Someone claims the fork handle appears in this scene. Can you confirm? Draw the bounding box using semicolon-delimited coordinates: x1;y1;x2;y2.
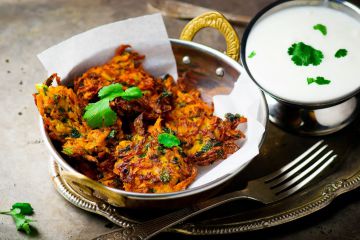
93;188;255;240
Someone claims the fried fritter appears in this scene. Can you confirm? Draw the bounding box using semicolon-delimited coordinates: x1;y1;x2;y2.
164;76;246;166
34;74;87;143
34;75;123;163
114;118;197;193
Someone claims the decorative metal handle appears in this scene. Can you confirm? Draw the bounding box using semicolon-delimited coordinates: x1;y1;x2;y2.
180;11;240;61
61;171;126;207
92;189;254;240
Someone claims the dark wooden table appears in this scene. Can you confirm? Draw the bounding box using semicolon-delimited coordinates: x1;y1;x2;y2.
0;0;359;239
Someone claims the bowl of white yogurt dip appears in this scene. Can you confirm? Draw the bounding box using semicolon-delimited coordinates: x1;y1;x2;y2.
241;0;360;135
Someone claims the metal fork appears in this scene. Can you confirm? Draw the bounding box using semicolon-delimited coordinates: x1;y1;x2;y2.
93;140;336;240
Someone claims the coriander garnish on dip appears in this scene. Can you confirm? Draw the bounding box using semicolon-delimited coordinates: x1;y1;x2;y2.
244;5;359;104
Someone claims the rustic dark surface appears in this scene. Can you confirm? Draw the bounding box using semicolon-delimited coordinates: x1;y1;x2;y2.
0;0;359;239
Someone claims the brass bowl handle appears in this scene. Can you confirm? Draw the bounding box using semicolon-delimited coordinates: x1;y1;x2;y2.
61;171;126;207
180;11;240;61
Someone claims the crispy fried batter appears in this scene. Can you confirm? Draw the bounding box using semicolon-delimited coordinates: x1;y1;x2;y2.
33;74;87;142
114;118;197;193
34;45;246;193
165;76;247;166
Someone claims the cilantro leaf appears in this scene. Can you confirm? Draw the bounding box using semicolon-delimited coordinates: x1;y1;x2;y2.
83;99;117;128
83;83;143;128
248;51;256;58
118;87;143;101
0;203;35;235
288;42;324;66
307;76;331;85
11;203;33;215
158;133;180;148
313;24;327;36
98;83;124;100
335;49;348;58
12;212;34;235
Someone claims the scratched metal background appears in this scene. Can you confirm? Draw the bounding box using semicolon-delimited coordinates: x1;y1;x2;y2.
0;0;359;239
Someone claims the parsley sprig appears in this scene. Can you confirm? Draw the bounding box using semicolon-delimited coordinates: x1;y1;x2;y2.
307;76;331;85
313;24;327;36
158;133;180;148
248;51;256;58
335;49;348;58
288;42;324;66
83;83;143;128
0;203;35;235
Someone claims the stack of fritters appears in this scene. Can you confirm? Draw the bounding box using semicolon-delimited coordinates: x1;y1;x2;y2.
34;45;246;193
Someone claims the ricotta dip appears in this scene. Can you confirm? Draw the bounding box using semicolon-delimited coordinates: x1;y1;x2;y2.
245;6;360;104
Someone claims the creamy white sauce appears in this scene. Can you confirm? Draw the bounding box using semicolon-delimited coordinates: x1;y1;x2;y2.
246;6;360;104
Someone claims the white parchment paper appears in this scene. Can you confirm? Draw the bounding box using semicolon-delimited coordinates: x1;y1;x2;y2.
37;14;265;189
189;72;265;188
38;13;178;81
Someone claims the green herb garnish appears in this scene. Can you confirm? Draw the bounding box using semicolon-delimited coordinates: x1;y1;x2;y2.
200;142;213;153
70;128;81;138
118;145;131;154
335;49;348;58
160;170;171;183
0;202;35;235
107;130;116;139
248;51;256;58
288;42;324;66
313;24;327;36
62;147;73;155
225;113;241;122
307;76;331;85
158;133;180;148
53;94;59;103
157;145;166;154
118;87;143;101
83;83;143;128
195;139;222;157
11;203;34;215
159;91;172;99
35;83;48;96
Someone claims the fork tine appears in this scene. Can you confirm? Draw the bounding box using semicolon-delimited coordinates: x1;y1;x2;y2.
263;140;324;182
275;154;337;199
273;150;333;192
267;145;329;187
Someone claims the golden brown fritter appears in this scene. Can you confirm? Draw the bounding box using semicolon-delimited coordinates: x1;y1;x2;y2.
164;76;247;166
34;74;121;164
34;45;246;193
75;45;157;107
33;74;88;143
62;128;111;163
113;118;197;193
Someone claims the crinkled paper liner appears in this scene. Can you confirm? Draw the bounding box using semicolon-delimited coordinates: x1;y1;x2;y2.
37;13;265;189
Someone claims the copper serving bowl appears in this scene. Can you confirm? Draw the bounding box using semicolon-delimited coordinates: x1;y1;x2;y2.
40;12;268;208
